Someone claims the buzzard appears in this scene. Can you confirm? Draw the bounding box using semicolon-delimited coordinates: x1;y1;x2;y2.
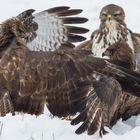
1;6;140;136
78;4;140;71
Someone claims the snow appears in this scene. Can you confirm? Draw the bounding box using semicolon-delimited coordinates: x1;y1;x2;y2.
0;0;140;140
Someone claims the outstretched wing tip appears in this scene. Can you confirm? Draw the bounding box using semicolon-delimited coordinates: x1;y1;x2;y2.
46;6;70;13
17;9;35;19
46;6;84;16
62;17;88;24
27;6;89;51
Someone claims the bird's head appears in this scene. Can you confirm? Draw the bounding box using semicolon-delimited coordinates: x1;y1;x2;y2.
1;9;38;45
99;4;125;30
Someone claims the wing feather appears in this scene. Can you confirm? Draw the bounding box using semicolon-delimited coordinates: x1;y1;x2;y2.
72;76;122;136
45;6;70;13
65;26;89;34
0;87;15;116
24;7;89;51
57;9;83;16
2;38;140;137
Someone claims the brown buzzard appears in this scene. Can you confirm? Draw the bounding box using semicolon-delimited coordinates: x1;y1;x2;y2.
78;4;140;71
1;6;140;137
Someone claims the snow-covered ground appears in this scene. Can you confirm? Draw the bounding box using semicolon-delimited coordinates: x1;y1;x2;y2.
0;0;140;140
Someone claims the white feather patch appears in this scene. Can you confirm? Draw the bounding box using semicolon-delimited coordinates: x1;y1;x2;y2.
27;12;68;52
91;20;135;60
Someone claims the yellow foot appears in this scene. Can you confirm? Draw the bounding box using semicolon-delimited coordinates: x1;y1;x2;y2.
61;115;73;121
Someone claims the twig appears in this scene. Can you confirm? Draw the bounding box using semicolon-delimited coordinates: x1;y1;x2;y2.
52;133;55;140
0;122;3;137
42;132;43;140
30;136;35;140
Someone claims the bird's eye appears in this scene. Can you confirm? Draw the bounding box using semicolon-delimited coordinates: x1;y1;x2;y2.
114;13;122;18
102;13;107;17
113;14;118;17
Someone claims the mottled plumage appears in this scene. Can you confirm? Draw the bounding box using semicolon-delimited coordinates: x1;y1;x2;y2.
78;4;140;71
100;39;140;132
102;41;134;70
2;35;140;136
76;4;140;136
1;7;140;137
0;6;89;52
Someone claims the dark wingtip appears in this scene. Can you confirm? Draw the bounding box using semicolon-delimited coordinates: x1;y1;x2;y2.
68;34;87;42
62;17;88;24
75;123;87;134
127;92;140;97
57;9;83;16
46;6;70;13
17;9;35;19
71;110;86;125
66;26;89;34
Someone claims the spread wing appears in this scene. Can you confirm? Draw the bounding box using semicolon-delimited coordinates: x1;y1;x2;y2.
76;29;100;50
17;6;89;51
71;76;122;136
80;57;140;96
100;60;140;96
0;39;96;117
0;87;15;116
68;67;140;136
2;39;140;117
18;49;95;117
16;47;140;118
1;39;140;137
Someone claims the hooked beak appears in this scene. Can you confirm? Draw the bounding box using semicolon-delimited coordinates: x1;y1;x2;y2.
107;14;112;21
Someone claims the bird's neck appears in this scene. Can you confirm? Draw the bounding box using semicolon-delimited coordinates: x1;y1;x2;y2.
91;21;132;58
100;20;128;44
